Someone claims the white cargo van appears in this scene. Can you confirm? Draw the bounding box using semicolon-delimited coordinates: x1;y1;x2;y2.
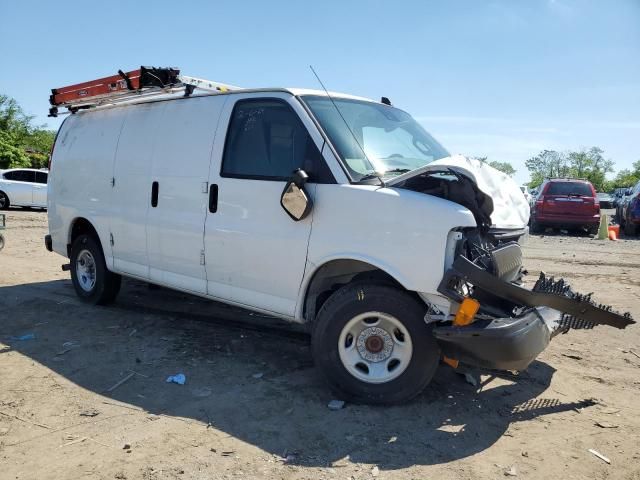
45;69;634;403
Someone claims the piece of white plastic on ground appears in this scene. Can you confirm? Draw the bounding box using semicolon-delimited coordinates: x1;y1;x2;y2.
588;449;611;464
504;465;518;476
252;373;264;379
327;399;345;410
371;465;380;477
166;373;186;385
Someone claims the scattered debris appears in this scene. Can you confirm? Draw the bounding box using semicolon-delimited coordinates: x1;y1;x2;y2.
504;465;518;477
79;408;100;417
371;465;380;477
327;399;345;410
10;333;35;341
62;436;88;447
129;329;137;337
106;372;136;392
0;410;51;429
588;448;611;464
251;373;264;379
166;373;186;385
562;353;582;360
594;421;618;429
504;465;518;476
221;451;235;456
600;407;621;415
629;350;640;360
521;451;529;457
388;436;398;443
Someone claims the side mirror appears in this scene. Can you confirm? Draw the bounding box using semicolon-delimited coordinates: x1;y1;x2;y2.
280;169;312;221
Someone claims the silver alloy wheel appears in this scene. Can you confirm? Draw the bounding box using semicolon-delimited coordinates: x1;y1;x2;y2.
76;249;97;292
338;311;413;384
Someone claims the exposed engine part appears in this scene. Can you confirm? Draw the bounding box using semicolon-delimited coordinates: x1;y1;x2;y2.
393;169;494;231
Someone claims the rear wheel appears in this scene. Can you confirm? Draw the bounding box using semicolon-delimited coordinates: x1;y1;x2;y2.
312;283;440;404
70;234;121;305
624;219;638;236
0;192;9;210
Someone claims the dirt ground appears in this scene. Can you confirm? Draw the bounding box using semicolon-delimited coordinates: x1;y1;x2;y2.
1;209;639;480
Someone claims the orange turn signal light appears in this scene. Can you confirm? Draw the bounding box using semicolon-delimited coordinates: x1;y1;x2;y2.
453;298;480;326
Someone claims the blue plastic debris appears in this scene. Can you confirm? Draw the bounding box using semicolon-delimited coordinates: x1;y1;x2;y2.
11;333;35;341
166;373;186;385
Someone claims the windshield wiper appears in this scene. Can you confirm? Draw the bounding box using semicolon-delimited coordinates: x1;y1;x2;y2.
384;168;411;175
357;171;386;186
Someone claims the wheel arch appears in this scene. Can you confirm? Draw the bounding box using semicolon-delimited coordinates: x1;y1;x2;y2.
298;256;422;325
68;217;103;257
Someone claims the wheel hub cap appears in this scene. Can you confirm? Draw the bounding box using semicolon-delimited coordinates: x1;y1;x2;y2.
357;327;393;362
76;249;96;292
338;312;413;384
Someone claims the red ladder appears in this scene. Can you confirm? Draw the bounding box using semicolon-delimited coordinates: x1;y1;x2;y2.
49;66;239;117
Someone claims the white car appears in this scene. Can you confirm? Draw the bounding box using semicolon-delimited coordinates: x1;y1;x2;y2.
45;80;634;403
0;168;48;209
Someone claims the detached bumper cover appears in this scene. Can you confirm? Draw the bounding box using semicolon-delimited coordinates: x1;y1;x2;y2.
432;248;634;371
433;307;560;371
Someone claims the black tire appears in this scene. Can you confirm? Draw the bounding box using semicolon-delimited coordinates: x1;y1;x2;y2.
587;225;598;236
312;283;440;405
0;233;4;251
530;218;543;234
70;234;121;305
0;191;9;210
624;219;638;236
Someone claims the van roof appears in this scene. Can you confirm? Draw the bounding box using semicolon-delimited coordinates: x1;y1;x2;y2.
71;87;378;115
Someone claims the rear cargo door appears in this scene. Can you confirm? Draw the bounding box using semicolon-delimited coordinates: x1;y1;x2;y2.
145;96;226;294
542;182;595;216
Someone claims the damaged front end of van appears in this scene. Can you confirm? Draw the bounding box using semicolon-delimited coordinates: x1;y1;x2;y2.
390;157;635;373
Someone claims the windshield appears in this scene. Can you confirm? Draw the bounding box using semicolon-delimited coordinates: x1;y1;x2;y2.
301;95;449;181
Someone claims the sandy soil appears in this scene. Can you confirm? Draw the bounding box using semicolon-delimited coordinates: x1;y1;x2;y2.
1;209;639;480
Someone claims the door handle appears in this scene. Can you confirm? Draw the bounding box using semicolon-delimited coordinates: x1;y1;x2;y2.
209;184;218;213
151;181;159;207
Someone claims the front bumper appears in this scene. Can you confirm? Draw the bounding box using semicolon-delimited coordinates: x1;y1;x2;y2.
433;307;560;371
431;244;634;372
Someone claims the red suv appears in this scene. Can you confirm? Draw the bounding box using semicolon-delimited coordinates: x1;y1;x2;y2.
530;179;600;234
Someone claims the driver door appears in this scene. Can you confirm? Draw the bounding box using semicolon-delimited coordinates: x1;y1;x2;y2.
203;93;333;317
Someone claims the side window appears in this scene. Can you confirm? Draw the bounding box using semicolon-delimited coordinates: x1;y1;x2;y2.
36;172;48;184
11;170;35;182
2;171;14;180
221;99;334;183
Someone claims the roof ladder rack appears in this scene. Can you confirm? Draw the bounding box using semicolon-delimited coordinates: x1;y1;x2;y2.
49;66;241;117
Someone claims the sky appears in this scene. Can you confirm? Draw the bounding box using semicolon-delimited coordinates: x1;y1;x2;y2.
1;0;638;184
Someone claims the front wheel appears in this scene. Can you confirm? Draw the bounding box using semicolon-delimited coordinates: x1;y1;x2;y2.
0;192;10;210
312;283;440;404
70;234;121;305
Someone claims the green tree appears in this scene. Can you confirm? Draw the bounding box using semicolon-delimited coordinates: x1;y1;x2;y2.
474;157;516;177
525;150;570;187
611;160;640;188
487;160;516;177
525;147;615;191
0;94;55;169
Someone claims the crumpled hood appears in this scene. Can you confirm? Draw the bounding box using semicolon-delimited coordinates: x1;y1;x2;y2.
386;155;530;229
